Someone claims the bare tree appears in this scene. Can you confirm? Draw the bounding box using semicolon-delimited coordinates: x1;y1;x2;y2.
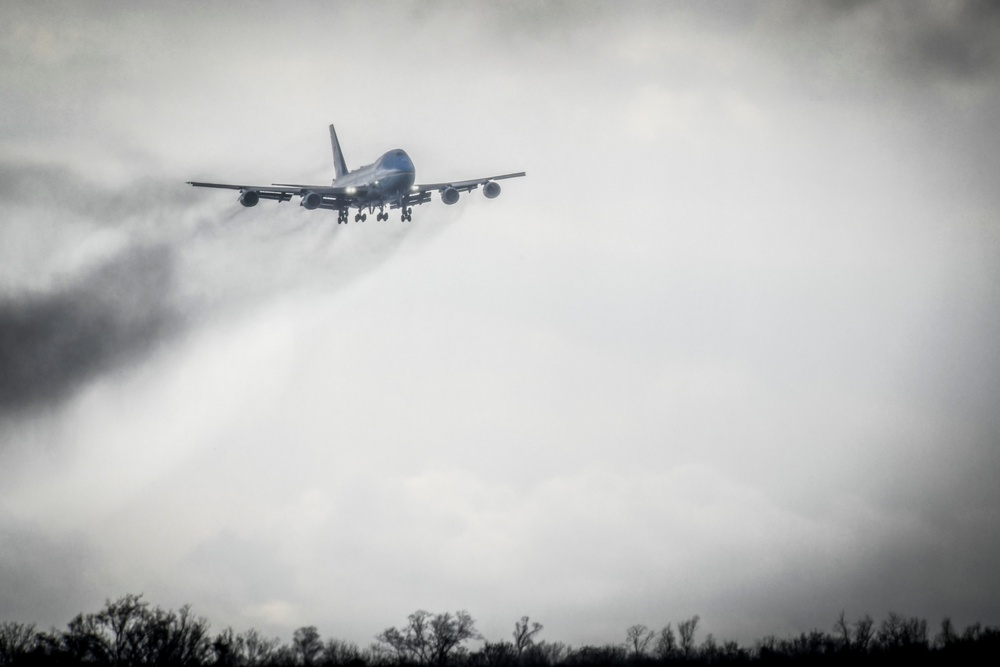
376;627;411;663
833;611;851;650
877;612;904;649
962;622;983;642
853;614;875;652
377;610;480;666
653;624;676;660
937;617;959;647
322;638;363;666
0;622;38;666
211;627;241;667
294;626;324;666
98;593;149;666
479;641;517;667
721;639;746;661
146;604;211;666
699;634;718;661
61;594;148;665
429;611;480;666
512;617;543;657
677;616;699;658
624;625;654;658
876;612;927;650
245;628;281;666
59;595;210;666
567;645;626;666
534;641;569;664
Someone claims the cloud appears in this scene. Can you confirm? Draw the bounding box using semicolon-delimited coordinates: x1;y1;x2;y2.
0;243;181;415
0;517;102;626
854;0;1000;80
769;0;1000;90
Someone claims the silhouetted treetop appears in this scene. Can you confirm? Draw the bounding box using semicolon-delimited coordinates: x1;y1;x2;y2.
1;595;998;666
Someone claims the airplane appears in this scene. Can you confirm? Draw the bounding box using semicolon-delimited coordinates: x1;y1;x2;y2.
188;125;525;224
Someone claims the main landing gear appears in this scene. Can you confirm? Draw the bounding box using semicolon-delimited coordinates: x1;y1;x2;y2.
338;206;412;223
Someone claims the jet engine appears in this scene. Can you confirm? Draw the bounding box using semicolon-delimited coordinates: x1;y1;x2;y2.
300;192;322;210
239;190;260;207
441;187;460;205
483;181;501;199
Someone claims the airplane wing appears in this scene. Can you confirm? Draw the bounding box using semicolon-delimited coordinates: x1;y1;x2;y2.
189;171;525;212
410;172;526;195
187;181;364;210
188;181;296;202
395;171;525;209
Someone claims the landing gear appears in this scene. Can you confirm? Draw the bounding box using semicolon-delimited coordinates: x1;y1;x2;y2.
339;206;410;223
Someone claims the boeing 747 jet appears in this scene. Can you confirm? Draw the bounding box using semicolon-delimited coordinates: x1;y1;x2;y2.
188;125;525;223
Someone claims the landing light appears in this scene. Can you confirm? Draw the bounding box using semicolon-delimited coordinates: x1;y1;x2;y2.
346;186;356;194
411;185;419;192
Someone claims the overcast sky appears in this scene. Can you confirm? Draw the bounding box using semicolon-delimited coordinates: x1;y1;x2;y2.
2;0;999;650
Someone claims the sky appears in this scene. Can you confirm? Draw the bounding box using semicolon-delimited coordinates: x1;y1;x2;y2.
2;0;1000;650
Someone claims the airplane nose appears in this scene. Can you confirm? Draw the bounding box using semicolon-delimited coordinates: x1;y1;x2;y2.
397;151;414;171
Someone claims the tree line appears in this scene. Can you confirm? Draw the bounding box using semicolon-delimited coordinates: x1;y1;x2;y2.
1;594;998;666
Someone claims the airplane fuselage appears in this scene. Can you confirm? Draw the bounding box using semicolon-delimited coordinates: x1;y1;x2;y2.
333;149;416;205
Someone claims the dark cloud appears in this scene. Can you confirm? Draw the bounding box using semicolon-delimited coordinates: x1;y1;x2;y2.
0;244;182;414
910;0;1000;79
804;0;1000;82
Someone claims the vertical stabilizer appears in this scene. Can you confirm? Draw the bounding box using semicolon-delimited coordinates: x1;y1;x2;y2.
329;124;348;180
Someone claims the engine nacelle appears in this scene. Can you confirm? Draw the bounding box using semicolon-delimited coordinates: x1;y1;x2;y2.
483;181;501;199
239;190;260;207
300;192;322;210
441;187;460;205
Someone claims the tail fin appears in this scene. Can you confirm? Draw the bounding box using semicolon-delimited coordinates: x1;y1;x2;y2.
329;124;348;180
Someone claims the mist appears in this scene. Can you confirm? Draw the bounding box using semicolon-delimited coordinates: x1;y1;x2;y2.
2;0;999;649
